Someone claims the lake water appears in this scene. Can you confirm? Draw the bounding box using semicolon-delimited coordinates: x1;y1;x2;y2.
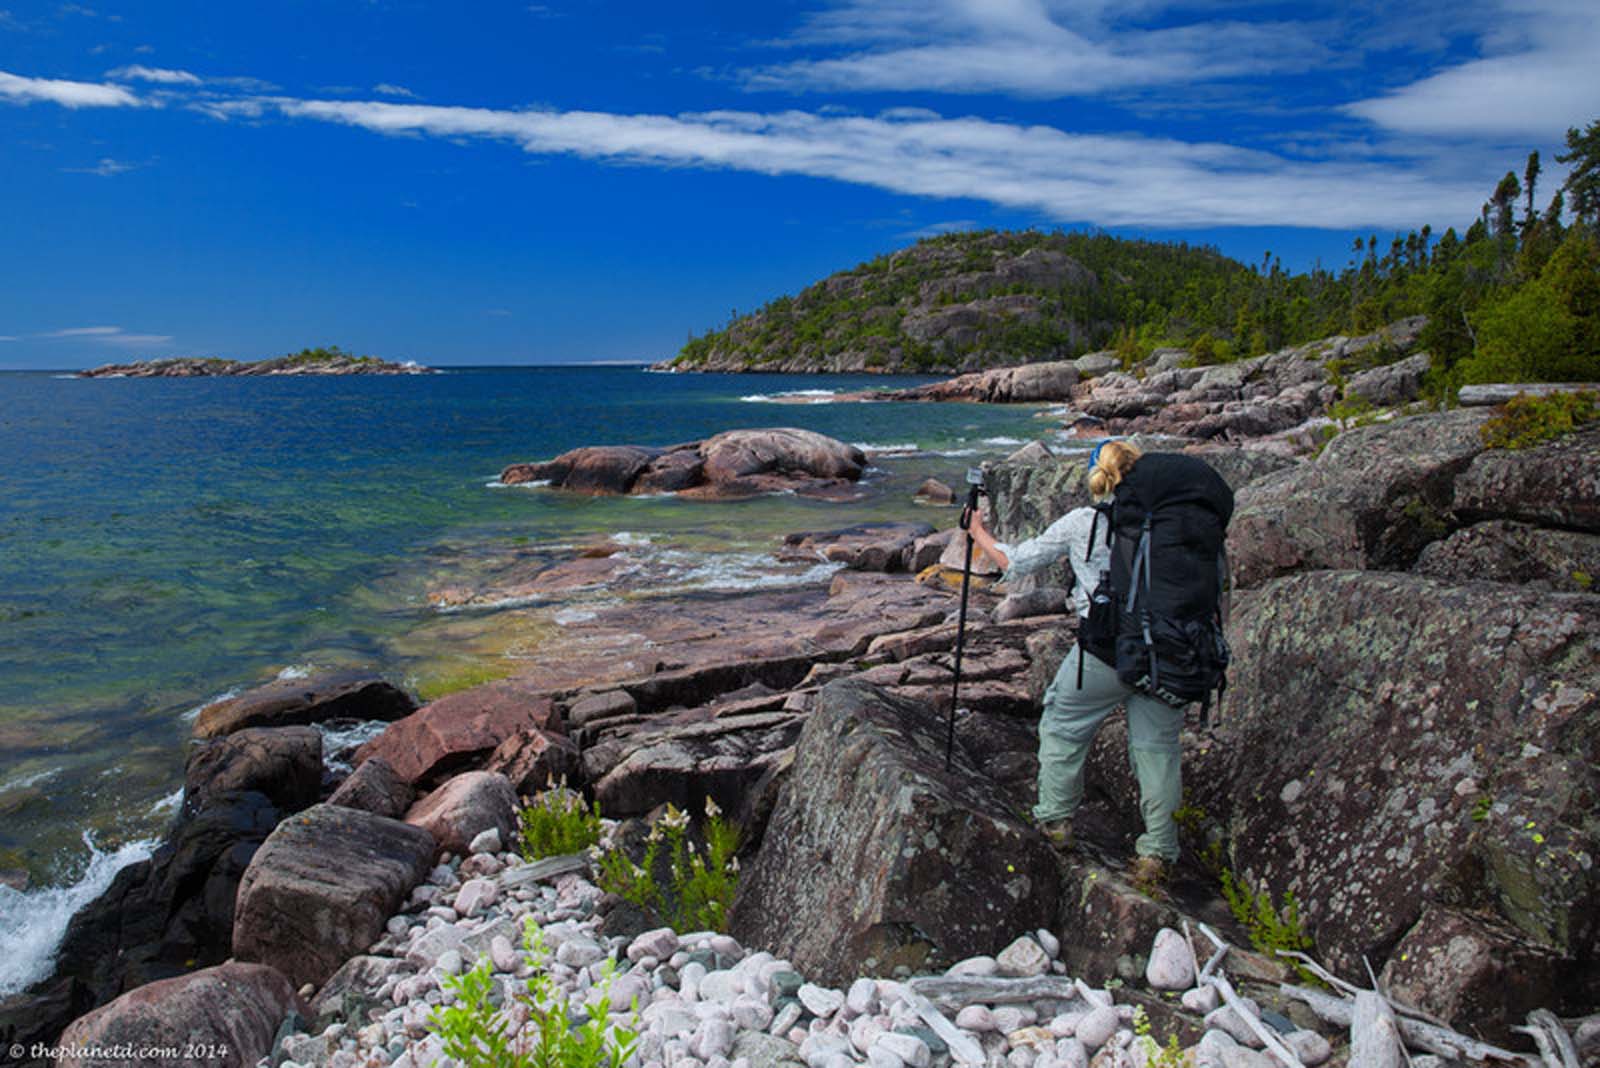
0;364;1060;991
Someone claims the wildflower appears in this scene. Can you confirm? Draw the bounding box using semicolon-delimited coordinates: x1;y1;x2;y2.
704;796;722;818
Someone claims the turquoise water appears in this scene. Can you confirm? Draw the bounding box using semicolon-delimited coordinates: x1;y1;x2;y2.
0;365;1054;891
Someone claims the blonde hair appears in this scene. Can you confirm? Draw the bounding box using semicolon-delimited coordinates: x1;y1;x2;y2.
1088;440;1141;500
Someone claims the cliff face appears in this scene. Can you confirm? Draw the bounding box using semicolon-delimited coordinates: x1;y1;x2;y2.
662;231;1120;375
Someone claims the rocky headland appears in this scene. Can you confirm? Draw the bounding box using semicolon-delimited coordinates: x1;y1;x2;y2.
5;334;1598;1068
77;351;430;377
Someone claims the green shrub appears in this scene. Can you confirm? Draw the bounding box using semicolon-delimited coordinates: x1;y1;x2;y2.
597;798;741;932
1220;870;1316;976
518;784;604;861
430;920;638;1068
1480;391;1598;449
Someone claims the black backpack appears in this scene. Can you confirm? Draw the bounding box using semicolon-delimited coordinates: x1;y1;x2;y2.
1077;452;1234;719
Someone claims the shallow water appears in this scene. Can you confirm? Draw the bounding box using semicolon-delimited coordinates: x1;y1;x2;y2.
0;366;1059;916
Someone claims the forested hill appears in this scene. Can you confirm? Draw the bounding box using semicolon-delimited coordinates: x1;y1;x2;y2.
660;121;1600;385
664;230;1267;374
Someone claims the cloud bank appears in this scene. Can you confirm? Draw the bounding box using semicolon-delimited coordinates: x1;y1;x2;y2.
268;97;1485;229
0;69;139;107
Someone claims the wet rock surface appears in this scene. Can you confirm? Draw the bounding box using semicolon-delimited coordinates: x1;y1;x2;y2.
191;670;415;739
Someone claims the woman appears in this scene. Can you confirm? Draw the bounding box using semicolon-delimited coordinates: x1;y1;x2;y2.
965;440;1180;891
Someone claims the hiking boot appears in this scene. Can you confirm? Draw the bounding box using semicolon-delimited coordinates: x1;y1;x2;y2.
1038;819;1073;854
1129;854;1170;896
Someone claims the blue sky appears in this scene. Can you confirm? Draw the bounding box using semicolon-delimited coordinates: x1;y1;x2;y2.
2;1;1597;369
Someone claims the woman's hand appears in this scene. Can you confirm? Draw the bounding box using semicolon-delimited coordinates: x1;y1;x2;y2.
963;507;1008;570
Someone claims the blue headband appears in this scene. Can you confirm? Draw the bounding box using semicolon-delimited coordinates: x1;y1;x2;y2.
1089;440;1108;469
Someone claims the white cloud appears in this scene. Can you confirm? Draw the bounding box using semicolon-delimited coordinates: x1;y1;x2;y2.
0;335;17;342
62;157;138;176
742;0;1332;97
265;96;1487;229
39;326;172;346
106;64;200;85
0;69;139;107
373;83;418;98
1346;0;1600;139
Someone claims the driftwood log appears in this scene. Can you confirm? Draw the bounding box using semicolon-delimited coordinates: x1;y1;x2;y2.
905;975;1085;1010
1281;984;1532;1066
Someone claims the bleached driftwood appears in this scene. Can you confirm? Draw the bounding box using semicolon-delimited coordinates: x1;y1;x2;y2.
1195;924;1305;1068
902;987;986;1066
905;975;1083;1009
1281;984;1531;1065
1513;1010;1580;1068
1351;990;1406;1068
1457;383;1600;407
1275;951;1447;1028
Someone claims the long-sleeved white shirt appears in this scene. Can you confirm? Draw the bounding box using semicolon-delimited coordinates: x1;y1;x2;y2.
993;505;1111;619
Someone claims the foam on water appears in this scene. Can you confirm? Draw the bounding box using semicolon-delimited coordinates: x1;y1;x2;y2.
182;685;240;722
739;389;839;404
851;442;920;454
982;436;1024;446
317;720;392;774
148;788;184;816
275;664;313;681
0;833;158;997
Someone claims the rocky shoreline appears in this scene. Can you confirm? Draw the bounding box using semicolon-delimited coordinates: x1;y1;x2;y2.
5;322;1598;1068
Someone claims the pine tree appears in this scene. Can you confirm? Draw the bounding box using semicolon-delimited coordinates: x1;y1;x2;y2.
1556;119;1600;228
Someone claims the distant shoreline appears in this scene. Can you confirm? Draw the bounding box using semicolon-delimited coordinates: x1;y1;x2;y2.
75;353;432;378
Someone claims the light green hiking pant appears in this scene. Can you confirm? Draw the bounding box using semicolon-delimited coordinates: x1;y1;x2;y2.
1032;644;1183;861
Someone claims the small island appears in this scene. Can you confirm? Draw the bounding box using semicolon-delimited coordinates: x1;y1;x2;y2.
77;345;432;378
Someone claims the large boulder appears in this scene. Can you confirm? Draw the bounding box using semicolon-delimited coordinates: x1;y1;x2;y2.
1227;409;1492;589
183;726;322;816
1189;570;1600;1029
1412;520;1600;593
326;756;414;818
783;521;938;573
192;670;414;739
404;771;519;857
55;961;302;1068
731;678;1060;984
354;679;562;787
233;804;435;988
484;728;582;797
888;360;1080;403
691;428;867;499
584;711;805;818
501;445;664;494
1451;422;1600;531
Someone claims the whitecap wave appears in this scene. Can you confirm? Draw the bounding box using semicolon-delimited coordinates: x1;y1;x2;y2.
851;442;921;454
982;436;1024;446
608;531;653;546
149;788;184;816
0;833;158;997
739;389;838;404
276;664;313;681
